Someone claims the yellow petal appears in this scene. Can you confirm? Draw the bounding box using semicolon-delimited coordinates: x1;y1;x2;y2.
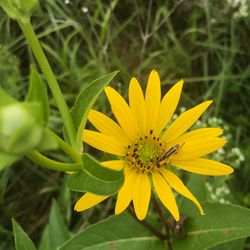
145;70;161;134
154;80;183;136
101;160;126;171
115;169;137;215
161;169;204;215
74;193;109;212
152;172;180;221
88;109;130;146
105;86;138;140
162;100;213;143
83;129;125;156
167;128;224;147
129;77;146;135
170;137;226;160
171;158;234;176
133;173;151;220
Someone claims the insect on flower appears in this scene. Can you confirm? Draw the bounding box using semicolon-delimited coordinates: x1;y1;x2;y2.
74;69;234;221
158;143;185;163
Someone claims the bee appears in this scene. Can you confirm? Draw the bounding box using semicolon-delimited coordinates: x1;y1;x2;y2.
158;143;184;162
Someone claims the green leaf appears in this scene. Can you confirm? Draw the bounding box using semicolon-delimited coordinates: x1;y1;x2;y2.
173;202;250;250
180;174;207;214
12;219;36;250
70;71;118;148
67;153;124;195
0;151;19;170
36;128;58;152
38;226;50;250
59;213;165;250
26;65;49;125
47;200;71;250
0;87;16;108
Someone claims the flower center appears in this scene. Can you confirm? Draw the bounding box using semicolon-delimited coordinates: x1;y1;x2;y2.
125;131;165;174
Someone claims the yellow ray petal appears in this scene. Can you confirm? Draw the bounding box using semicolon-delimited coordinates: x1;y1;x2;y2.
166;128;224;147
115;169;137;215
105;86;138;140
171;158;234;176
170;138;226;160
74;193;109;212
101;160;126;171
152;172;180;221
162;100;213;143
154;80;183;136
83;129;125;156
129;77;146;135
133;173;151;220
88;109;130;146
161;169;204;215
145;70;161;134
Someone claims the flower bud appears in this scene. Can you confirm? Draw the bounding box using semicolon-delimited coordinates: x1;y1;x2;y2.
0;0;39;23
0;103;42;154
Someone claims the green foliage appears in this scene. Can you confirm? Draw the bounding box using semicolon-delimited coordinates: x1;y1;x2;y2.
26;66;49;126
0;0;39;23
59;213;165;250
173;203;250;250
67;153;124;195
0;1;249;249
70;71;119;149
12;219;36;250
38;200;70;250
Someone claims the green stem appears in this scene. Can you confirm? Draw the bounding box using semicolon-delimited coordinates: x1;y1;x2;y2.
28;150;82;172
47;128;81;162
18;21;77;149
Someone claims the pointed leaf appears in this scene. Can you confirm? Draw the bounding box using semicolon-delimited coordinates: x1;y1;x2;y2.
70;71;118;148
48;200;71;250
26;65;49;125
173;203;250;250
59;213;165;250
38;226;50;250
67;153;124;195
12;219;36;250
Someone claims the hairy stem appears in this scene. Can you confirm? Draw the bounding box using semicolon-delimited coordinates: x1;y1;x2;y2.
18;21;77;149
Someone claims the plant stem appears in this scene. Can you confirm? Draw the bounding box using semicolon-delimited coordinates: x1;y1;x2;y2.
47;128;81;162
152;195;173;250
27;150;82;172
128;207;168;241
18;21;77;149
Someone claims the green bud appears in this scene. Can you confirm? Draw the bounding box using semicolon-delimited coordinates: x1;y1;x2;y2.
0;0;39;23
0;103;42;154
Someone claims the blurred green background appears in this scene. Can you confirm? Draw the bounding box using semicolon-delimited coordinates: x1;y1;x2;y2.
0;0;249;249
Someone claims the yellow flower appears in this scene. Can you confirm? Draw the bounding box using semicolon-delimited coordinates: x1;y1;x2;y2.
74;70;234;221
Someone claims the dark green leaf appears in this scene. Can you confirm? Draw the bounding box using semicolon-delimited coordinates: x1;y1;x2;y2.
12;219;36;250
26;65;49;125
59;213;165;250
180;174;207;214
71;71;118;148
173;203;250;250
38;226;50;250
48;200;71;250
67;153;124;195
37;128;58;152
38;201;70;250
